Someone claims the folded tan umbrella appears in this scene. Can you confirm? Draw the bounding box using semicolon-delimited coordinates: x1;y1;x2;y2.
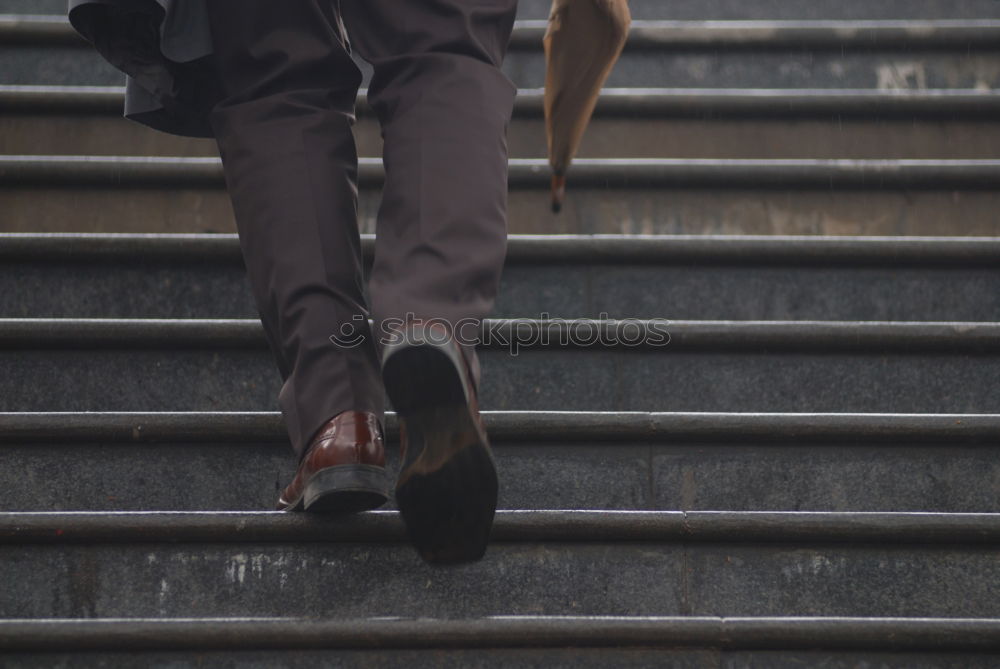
544;0;631;212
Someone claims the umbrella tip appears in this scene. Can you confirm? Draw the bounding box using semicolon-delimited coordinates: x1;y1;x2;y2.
550;173;566;214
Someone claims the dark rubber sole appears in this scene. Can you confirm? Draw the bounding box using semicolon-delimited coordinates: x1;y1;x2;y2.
286;464;389;514
382;341;498;565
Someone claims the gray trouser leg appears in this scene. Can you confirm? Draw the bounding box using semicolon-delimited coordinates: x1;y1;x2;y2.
342;0;519;380
206;0;383;457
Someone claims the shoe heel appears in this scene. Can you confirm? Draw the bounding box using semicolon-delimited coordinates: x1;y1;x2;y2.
395;432;498;564
394;405;498;564
302;464;389;513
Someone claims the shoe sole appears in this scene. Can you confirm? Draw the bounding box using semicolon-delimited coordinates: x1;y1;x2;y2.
284;464;389;514
383;342;498;565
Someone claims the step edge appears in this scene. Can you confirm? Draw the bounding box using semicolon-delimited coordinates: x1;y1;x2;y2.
2;410;999;443
0;318;997;353
4;155;1000;190
3;510;1000;546
7;85;1000;118
2;615;999;652
4;232;1000;265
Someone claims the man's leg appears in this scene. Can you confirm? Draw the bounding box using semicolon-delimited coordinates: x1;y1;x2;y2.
205;1;384;461
341;0;518;562
341;0;517;350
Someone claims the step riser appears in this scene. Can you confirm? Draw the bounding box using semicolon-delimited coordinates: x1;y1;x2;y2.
0;650;718;669
5;188;1000;236
4;441;1000;513
3;542;998;618
5;263;999;321
3;650;999;668
0;650;706;669
8;0;1000;19
8;116;1000;160
6;616;1000;653
504;52;1000;91
2;349;998;413
7;46;1000;90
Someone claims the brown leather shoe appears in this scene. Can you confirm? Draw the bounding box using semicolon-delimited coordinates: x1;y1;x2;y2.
381;321;498;564
276;411;390;513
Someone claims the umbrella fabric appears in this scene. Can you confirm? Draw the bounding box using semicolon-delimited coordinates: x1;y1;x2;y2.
544;0;631;212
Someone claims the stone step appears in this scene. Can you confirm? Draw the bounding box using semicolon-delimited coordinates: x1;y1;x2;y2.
2;411;999;513
2;616;1000;666
6;85;1000;159
502;21;1000;89
10;0;1000;20
5;16;1000;89
2;510;1000;618
1;318;998;413
4;233;1000;321
3;156;999;235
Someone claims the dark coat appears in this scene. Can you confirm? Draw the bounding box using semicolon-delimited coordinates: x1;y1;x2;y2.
67;0;221;137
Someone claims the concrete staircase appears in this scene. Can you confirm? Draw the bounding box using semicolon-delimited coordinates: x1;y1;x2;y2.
2;1;1000;666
